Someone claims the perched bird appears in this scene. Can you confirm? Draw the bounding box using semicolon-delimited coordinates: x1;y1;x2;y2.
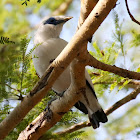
32;16;108;129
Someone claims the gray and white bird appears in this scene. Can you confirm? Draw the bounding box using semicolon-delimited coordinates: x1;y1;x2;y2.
32;16;108;129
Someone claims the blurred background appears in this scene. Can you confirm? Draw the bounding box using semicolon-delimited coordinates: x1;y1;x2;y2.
0;0;140;139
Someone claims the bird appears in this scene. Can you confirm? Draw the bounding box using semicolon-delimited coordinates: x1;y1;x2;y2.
32;16;108;129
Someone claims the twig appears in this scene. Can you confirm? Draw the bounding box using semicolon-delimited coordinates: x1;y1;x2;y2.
55;86;140;135
93;80;140;86
52;0;73;16
0;82;21;93
0;83;23;100
105;85;140;115
87;53;140;80
56;121;90;135
125;0;140;25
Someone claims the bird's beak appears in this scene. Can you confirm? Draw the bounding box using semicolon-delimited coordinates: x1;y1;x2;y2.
63;16;73;22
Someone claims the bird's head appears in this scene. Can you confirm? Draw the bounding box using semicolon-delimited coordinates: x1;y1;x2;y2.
36;16;73;40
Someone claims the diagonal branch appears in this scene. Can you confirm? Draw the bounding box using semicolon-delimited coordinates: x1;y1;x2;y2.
18;58;87;140
0;82;22;93
55;86;140;135
87;53;140;80
125;0;140;25
105;85;140;115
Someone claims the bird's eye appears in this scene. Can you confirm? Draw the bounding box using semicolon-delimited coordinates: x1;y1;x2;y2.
50;18;55;23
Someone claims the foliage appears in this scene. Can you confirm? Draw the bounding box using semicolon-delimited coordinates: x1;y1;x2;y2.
131;30;140;47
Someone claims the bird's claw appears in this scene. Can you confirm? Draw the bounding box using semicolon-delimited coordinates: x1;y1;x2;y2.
57;90;65;97
44;97;57;111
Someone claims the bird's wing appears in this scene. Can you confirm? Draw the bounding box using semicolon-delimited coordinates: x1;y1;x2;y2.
32;38;67;77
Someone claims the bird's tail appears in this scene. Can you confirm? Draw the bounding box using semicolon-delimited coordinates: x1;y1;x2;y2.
76;78;108;129
88;109;107;129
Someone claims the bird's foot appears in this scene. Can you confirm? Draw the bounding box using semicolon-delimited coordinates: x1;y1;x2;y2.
53;90;66;98
57;90;65;97
44;97;57;111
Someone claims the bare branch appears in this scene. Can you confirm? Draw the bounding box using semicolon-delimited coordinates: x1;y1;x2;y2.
87;53;140;80
105;86;140;115
93;80;140;86
78;0;99;29
52;0;73;16
56;122;90;135
0;82;22;93
125;0;140;25
55;86;140;135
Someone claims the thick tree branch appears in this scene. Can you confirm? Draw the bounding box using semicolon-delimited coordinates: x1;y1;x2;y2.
55;86;140;135
87;53;140;80
18;58;86;140
0;0;118;139
125;0;140;25
78;0;98;29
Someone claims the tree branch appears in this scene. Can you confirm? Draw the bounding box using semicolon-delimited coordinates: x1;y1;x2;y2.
93;80;140;87
18;58;87;140
0;82;22;93
125;0;140;25
87;53;140;80
52;0;73;16
105;86;140;115
55;86;140;135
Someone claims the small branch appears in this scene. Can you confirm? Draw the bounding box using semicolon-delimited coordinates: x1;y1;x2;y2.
93;80;140;86
105;85;140;115
125;0;140;25
87;53;140;80
56;121;90;135
52;0;73;16
129;80;140;85
0;82;22;93
55;86;140;135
